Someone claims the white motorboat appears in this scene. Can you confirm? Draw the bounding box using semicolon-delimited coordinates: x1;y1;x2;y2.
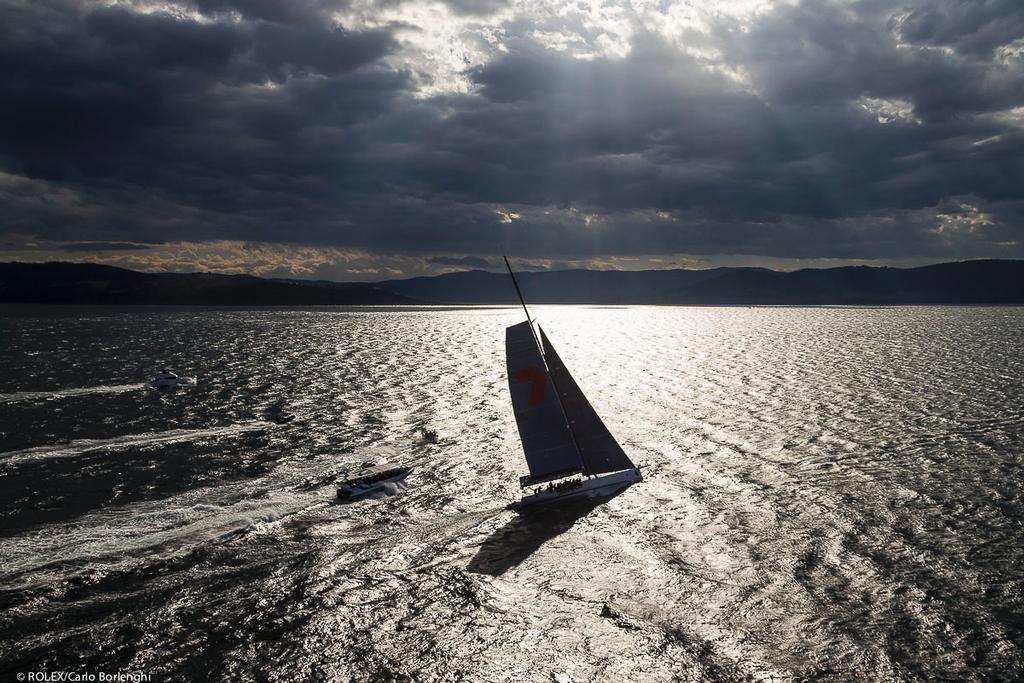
149;370;190;390
502;256;642;512
336;464;413;501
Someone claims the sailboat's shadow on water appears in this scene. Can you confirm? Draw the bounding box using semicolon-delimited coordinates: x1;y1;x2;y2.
466;496;612;576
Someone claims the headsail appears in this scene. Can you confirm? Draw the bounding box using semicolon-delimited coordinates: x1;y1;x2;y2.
539;327;637;476
506;321;582;485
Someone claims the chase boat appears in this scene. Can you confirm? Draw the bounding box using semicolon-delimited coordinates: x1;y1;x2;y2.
150;370;190;390
336;464;412;501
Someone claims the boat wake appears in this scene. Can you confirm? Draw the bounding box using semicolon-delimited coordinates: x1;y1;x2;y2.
0;489;329;589
0;383;146;404
398;506;510;571
0;422;268;465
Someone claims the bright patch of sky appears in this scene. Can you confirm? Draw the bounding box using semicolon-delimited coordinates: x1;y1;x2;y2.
935;203;993;237
334;0;782;96
858;96;921;125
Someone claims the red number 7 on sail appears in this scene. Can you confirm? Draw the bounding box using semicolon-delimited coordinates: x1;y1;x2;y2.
513;366;547;405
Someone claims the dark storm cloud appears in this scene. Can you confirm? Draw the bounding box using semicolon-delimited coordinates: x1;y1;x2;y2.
0;1;399;187
730;1;1024;119
894;0;1024;57
421;36;1021;222
0;0;1022;267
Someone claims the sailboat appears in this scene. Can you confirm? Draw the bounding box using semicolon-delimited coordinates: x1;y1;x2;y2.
503;256;642;512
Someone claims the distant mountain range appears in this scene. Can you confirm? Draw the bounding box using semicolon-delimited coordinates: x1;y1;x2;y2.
0;262;420;305
2;259;1023;305
369;259;1024;305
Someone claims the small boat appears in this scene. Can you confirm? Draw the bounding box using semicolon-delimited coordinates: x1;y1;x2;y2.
502;256;641;512
271;412;295;424
149;370;190;390
336;463;413;501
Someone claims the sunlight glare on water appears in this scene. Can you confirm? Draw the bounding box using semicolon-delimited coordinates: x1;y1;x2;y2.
0;305;1022;681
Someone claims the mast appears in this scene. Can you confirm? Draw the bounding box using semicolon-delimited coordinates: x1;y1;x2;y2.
503;255;532;323
503;255;586;483
503;255;544;358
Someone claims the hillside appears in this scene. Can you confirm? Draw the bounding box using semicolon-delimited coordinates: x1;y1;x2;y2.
0;262;421;305
4;259;1022;305
370;260;1024;305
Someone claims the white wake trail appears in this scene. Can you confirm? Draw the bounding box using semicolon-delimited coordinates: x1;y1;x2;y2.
0;491;330;586
0;422;267;465
0;382;147;404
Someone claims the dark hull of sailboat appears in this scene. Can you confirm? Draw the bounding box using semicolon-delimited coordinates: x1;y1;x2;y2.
509;468;641;513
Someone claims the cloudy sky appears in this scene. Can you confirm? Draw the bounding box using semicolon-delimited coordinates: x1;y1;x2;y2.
1;0;1022;280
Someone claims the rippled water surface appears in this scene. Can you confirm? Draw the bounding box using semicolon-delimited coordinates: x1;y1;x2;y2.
1;305;1022;682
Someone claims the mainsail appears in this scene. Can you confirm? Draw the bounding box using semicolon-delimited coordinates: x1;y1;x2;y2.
539;327;637;475
505;320;583;485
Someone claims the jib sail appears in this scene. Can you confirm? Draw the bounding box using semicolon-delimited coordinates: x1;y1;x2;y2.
539;327;636;476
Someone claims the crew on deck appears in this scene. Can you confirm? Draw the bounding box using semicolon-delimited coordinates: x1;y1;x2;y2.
545;478;583;493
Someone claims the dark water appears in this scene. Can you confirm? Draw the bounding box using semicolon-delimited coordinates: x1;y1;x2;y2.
1;305;1022;682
